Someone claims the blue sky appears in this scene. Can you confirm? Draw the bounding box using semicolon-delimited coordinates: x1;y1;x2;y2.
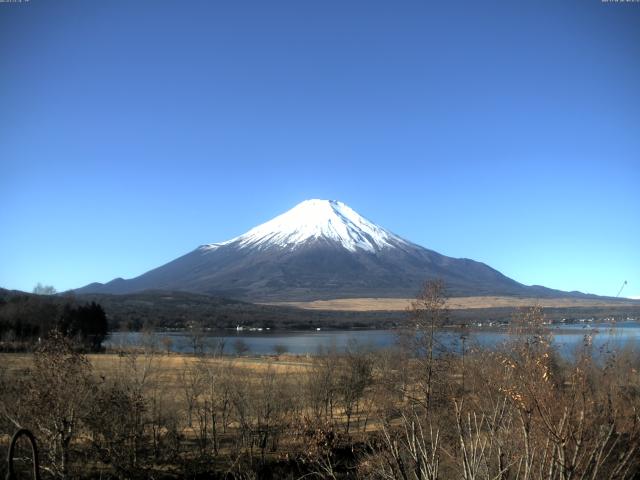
1;0;639;298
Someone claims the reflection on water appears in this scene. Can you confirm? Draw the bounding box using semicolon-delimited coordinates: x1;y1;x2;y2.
105;321;640;357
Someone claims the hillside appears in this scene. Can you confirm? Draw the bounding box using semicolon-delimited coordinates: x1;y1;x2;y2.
75;200;603;301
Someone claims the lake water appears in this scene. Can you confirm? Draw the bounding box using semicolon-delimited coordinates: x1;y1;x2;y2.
106;321;640;357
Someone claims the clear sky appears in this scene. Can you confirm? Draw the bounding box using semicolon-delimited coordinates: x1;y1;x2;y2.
1;0;639;298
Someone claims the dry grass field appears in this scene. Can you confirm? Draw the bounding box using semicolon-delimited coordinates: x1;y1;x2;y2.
0;351;312;380
267;295;640;311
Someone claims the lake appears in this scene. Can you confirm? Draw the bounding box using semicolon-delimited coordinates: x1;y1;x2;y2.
105;321;640;357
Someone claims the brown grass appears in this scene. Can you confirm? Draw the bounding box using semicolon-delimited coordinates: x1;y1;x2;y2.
0;352;313;383
264;296;639;311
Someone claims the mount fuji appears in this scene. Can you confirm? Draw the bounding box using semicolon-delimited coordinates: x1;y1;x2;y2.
76;199;579;301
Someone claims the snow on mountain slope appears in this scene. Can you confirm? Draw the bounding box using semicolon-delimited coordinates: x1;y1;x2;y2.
76;199;597;301
201;199;409;253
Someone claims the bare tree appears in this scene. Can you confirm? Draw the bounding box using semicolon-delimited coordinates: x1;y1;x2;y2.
188;321;206;355
337;342;373;433
161;335;173;355
253;365;294;462
198;356;234;454
233;338;250;356
180;360;204;428
307;346;339;425
406;279;450;411
273;343;288;357
32;283;57;295
17;331;96;478
374;408;441;480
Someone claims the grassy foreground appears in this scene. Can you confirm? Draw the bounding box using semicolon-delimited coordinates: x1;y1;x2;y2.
2;305;640;479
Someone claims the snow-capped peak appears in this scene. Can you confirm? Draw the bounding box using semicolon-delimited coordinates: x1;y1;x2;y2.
202;199;408;253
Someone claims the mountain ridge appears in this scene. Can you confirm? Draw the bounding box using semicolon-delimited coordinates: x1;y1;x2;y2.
75;199;605;301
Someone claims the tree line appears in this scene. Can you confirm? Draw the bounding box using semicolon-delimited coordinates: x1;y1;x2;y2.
0;291;108;352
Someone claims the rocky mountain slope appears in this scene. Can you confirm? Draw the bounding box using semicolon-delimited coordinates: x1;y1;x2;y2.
76;199;595;301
